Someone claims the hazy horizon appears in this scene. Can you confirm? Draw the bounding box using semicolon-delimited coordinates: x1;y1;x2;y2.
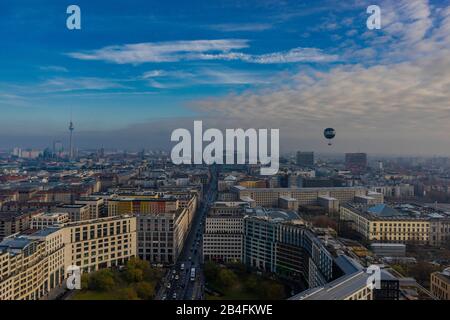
1;0;450;155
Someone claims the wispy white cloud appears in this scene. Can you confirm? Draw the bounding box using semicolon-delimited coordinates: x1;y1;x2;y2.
187;1;450;154
38;77;127;92
208;23;273;32
197;68;270;85
67;39;338;65
191;50;450;153
198;47;338;64
67;39;249;64
141;67;272;88
141;70;166;79
39;65;69;72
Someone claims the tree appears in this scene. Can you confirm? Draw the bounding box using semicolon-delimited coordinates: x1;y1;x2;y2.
124;267;144;282
259;282;285;300
136;282;155;300
124;257;160;282
217;269;238;289
89;269;116;291
228;262;246;274
81;273;90;290
204;262;220;281
312;215;338;230
118;287;139;300
244;275;259;292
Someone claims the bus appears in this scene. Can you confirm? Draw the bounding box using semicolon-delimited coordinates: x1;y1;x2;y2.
190;267;196;281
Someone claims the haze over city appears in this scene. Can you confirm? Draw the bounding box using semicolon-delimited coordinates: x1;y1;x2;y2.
1;0;450;155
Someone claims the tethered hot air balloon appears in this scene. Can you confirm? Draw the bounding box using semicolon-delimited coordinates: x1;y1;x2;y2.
324;128;335;146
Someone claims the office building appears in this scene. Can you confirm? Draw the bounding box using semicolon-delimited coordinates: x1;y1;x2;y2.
0;210;40;240
233;185;367;208
63;215;137;272
0;228;65;300
243;208;334;288
431;268;450;300
290;256;373;300
203;202;249;263
0;215;137;300
131;195;197;264
31;212;69;229
339;203;450;245
76;197;105;219
345;153;367;173
296;151;314;167
370;243;406;257
56;204;90;222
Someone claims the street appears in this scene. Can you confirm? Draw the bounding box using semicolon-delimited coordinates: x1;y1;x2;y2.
156;166;217;300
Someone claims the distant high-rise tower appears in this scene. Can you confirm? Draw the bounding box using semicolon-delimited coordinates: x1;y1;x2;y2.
345;153;367;173
296;151;314;167
69;119;74;159
53;140;63;158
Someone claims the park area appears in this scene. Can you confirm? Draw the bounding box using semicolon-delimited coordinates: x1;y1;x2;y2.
72;258;164;300
204;262;288;300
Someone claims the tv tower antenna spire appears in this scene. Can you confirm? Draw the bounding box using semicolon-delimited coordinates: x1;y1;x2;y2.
69;108;74;160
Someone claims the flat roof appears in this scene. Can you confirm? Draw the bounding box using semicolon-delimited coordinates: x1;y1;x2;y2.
371;243;406;248
30;227;61;237
289;271;370;300
0;237;33;250
244;207;300;222
279;196;297;201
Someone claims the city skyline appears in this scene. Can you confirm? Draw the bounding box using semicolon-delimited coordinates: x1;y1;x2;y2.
1;0;450;155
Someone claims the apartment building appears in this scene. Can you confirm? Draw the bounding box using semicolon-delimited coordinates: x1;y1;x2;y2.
290;255;374;300
0;228;65;300
63;215;137;272
0;210;40;240
203;202;249;262
243;208;334;288
429;218;450;247
31;212;69;229
107;195;177;216
340;203;432;244
233;186;367;208
56;204;90;222
0;215;137;300
137;195;197;264
76;197;105;219
431;268;450;300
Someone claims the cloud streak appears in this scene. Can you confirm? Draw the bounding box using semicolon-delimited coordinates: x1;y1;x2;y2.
208;23;273;32
67;39;338;65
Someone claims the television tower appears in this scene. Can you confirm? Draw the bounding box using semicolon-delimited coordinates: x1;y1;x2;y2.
69;118;74;160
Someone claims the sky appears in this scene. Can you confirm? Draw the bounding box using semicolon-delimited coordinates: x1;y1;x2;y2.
1;0;450;155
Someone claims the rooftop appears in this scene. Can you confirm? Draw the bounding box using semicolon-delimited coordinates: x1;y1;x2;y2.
289;270;370;300
244;207;300;223
0;237;33;251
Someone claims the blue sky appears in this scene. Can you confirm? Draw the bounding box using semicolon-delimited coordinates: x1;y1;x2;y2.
1;0;450;154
